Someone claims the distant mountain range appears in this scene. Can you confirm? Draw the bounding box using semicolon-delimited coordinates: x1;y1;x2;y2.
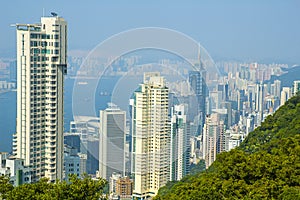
268;65;300;87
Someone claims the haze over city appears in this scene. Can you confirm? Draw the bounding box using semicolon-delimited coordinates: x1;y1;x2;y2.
0;1;299;200
0;0;300;63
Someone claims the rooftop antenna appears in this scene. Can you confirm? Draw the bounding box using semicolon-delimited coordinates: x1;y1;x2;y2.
43;8;45;17
197;43;201;64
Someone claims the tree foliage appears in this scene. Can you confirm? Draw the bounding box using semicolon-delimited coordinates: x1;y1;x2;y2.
0;174;107;200
0;175;14;200
155;95;300;199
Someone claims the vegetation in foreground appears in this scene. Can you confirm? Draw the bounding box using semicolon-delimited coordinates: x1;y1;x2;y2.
155;95;300;199
0;174;107;200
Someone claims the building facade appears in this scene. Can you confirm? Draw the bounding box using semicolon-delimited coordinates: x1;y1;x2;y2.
131;72;170;199
13;15;67;182
188;47;207;135
280;87;292;106
188;70;206;134
0;152;32;186
293;80;300;96
64;145;80;181
170;104;190;181
115;176;133;199
203;113;224;168
99;103;126;181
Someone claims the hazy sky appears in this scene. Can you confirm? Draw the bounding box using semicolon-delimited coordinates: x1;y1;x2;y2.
1;0;299;63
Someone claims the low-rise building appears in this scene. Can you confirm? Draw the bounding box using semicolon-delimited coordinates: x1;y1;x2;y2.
0;152;32;186
115;176;133;199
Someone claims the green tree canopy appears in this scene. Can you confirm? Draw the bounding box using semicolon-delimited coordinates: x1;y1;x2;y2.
155;95;300;199
0;174;107;200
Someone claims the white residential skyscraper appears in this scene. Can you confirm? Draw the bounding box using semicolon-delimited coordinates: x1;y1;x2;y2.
280;87;292;106
13;15;67;182
131;72;170;199
99;103;126;181
203;113;224;169
293;80;300;96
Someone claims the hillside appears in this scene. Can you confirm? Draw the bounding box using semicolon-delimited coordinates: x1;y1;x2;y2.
268;65;300;87
155;95;300;199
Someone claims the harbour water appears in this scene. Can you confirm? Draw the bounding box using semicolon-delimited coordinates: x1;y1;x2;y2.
0;91;16;152
0;76;127;152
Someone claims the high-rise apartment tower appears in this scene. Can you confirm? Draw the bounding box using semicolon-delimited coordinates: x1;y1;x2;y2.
14;15;67;182
131;72;170;199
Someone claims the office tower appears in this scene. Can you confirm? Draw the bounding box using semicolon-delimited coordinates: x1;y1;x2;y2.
189;70;206;134
237;90;242;113
273;80;281;98
239;65;250;80
13;15;67;182
170;104;190;181
70;120;89;154
209;90;222;109
99;103;126;181
247;85;256;111
64;133;81;153
280;87;291;106
220;101;232;128
69;119;100;174
86;137;99;174
217;83;229;102
293;80;300;96
256;83;265;112
64;145;80;181
63;145;86;180
188;46;207;135
131;72;170;199
255;83;265;124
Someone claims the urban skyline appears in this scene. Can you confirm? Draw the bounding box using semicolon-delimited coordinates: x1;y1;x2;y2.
0;2;299;199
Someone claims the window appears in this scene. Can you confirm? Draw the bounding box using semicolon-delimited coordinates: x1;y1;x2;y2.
52;57;58;62
30;33;40;39
41;41;47;47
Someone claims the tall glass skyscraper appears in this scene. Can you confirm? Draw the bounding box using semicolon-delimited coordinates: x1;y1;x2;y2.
99;103;126;181
170;104;190;181
188;69;206;135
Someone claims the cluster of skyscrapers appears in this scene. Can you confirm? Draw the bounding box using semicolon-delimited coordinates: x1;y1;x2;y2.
1;15;300;200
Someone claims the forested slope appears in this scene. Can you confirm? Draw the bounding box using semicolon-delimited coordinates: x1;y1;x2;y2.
155;95;300;200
